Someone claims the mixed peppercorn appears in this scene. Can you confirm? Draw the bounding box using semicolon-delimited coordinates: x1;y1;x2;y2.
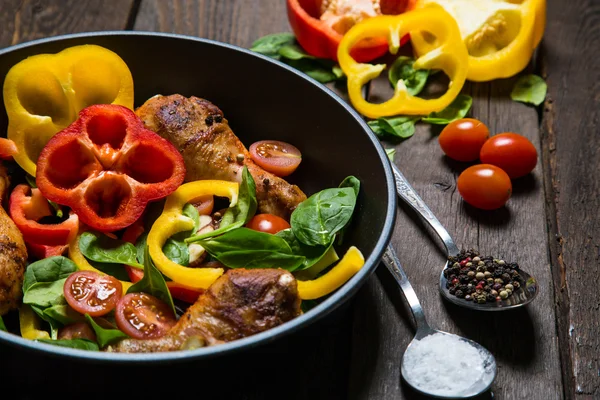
444;249;524;304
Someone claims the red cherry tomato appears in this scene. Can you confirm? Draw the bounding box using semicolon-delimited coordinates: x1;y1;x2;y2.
438;118;490;162
457;164;512;210
249;140;302;177
479;133;538;178
58;322;97;341
115;293;177;339
192;195;214;216
246;213;291;234
63;271;122;317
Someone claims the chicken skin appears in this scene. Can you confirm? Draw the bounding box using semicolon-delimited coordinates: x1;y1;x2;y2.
135;94;306;220
0;164;27;315
108;269;301;353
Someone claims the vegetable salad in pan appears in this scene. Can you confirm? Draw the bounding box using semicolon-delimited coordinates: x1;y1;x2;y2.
0;44;366;352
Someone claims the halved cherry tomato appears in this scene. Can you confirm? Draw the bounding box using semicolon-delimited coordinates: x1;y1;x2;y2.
58;322;96;341
192;195;214;216
115;292;176;339
438;118;490;162
457;164;512;210
480;133;538;178
249;140;301;177
246;213;291;234
63;271;123;317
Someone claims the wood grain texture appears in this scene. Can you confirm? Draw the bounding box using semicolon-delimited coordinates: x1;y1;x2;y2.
348;73;562;398
542;0;600;397
0;0;136;47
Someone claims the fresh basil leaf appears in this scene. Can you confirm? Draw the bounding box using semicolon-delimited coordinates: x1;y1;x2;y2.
511;74;547;106
250;32;296;59
43;304;81;326
0;316;6;332
291;187;357;246
278;43;315;60
187;166;257;242
127;246;176;316
37;338;99;351
368;116;420;140
388;56;429;95
23;279;68;309
79;231;142;269
385;148;396;162
275;229;332;271
23;256;77;292
84;314;128;348
422;94;473;125
199;228;305;271
162;239;189;266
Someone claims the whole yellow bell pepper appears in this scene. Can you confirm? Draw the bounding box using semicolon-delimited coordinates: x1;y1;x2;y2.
412;0;546;82
148;180;239;289
3;44;134;176
297;246;365;300
19;304;50;340
337;5;469;118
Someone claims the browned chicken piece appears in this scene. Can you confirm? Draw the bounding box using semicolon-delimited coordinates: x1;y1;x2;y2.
108;268;301;353
135;94;307;220
0;164;27;315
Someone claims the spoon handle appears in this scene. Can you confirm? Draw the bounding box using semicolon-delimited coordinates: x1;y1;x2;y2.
391;163;460;257
382;245;429;331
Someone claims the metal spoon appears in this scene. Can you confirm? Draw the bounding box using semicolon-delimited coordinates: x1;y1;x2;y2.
382;245;497;398
390;162;538;310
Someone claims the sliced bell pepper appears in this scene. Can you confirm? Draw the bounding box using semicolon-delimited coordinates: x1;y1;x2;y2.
412;0;546;82
3;44;134;176
19;304;50;340
36;104;186;232
0;138;18;159
297;246;364;300
9;184;79;246
147;180;239;289
337;5;469;118
26;242;68;260
287;0;415;62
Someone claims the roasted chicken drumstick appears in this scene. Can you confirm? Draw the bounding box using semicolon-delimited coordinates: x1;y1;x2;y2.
0;164;27;315
108;268;301;353
135;94;307;220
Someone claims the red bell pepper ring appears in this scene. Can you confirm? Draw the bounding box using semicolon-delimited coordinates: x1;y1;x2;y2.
9;184;79;246
27;242;69;259
36;104;186;232
287;0;415;62
0;138;18;159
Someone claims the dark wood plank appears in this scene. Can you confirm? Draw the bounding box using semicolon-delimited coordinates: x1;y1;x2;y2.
348;52;562;400
0;0;136;48
542;0;600;397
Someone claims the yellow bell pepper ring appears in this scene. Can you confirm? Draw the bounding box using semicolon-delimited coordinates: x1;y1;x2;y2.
19;304;50;340
3;44;134;176
297;246;365;300
148;180;239;289
68;229;133;292
337;6;469;119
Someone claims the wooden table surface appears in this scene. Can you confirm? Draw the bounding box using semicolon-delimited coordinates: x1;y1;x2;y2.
0;1;598;399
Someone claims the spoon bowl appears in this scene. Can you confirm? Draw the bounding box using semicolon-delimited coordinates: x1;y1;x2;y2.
390;162;539;311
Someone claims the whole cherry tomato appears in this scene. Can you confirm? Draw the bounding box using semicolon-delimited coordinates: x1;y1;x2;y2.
438;118;490;162
246;213;291;234
457;164;512;210
249;140;301;177
480;133;537;178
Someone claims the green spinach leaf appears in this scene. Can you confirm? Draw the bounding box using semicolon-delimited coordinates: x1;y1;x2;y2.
422;94;472;125
385;148;396;162
89;260;130;281
84;314;128;348
368;116;420;140
23;256;77;292
388;56;429;96
127;246;176;316
162;239;189;266
336;176;360;245
250;33;296;59
187;166;257;242
135;232;148;264
0;316;6;332
199;228;305;271
23;279;68;309
511;74;547;106
275;228;332;271
79;231;142;268
291;186;357;246
43;304;82;326
37;338;99;351
278;43;315;60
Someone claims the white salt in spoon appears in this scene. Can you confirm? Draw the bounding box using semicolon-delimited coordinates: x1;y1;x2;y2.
382;245;497;398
